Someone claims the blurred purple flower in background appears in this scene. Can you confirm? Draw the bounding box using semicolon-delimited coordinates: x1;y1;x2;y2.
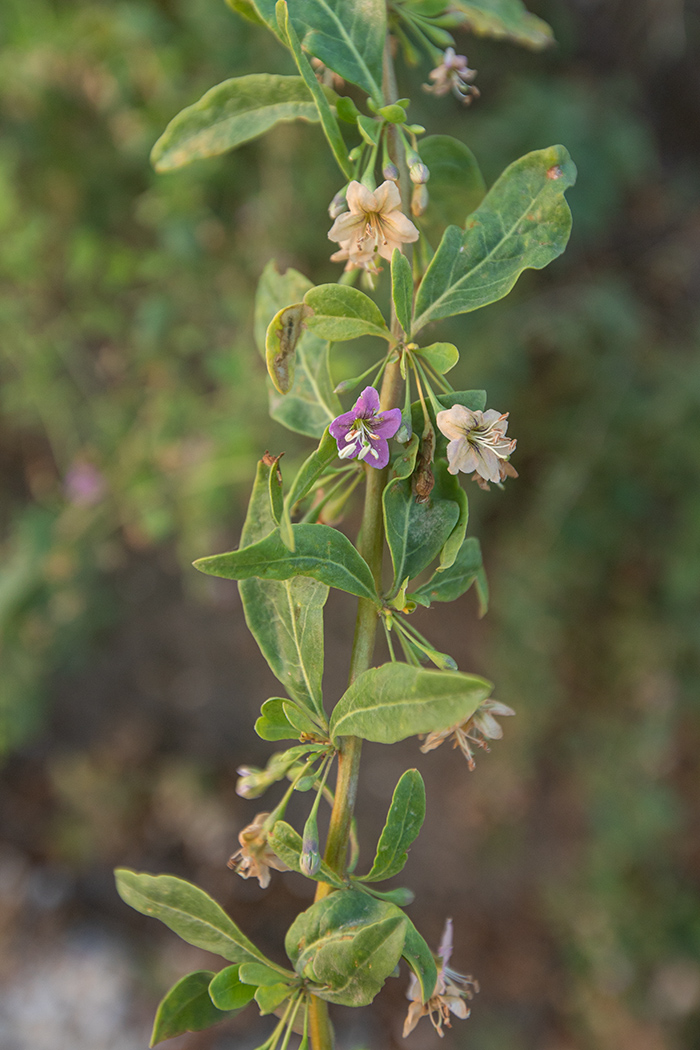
64;461;107;506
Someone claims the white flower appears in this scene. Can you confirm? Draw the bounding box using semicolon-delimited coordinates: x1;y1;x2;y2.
403;919;478;1038
420;699;515;771
436;404;517;489
328;180;419;273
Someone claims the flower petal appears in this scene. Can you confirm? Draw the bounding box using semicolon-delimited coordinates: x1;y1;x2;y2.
372;407;402;439
346;180;377;213
354;386;381;416
328;211;365;244
373;179;402;213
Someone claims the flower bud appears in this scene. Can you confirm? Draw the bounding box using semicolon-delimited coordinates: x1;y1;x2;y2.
411;183;429;217
383;161;400;182
328;189;347;219
409;161;430;185
300;811;320;877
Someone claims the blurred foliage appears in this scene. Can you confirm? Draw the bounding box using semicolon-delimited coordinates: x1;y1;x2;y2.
1;0;700;1048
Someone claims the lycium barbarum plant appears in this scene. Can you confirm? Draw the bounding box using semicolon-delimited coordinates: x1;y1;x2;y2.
114;2;575;1048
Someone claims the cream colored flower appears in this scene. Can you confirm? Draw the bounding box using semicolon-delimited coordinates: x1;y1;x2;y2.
436;405;517;488
403;919;478;1038
328;180;419;273
420;699;515;771
227;812;289;889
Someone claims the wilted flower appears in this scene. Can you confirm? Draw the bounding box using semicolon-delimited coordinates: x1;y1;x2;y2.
420;698;515;771
328;180;419;273
424;48;480;105
227;813;289;889
436;405;517;489
403;918;478;1038
329;386;402;470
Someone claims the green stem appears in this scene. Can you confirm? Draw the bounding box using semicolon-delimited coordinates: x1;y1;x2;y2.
308;25;407;1050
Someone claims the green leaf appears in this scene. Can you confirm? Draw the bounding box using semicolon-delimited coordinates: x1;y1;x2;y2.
402;922;438;1004
383;472;460;592
239;962;289;986
329;663;492;744
356;883;415;906
255;983;293;1014
255;698;326;741
412;536;486;610
415;135;486;249
208;966;257;1011
450;0;554;50
255;263;342;438
238;460;328;718
432;459;468;572
416;342;459;374
268;821;345;886
412;146;576;334
195;523;378;604
436;389;487;412
115;869;286;970
312;914;407;1006
151;971;235;1045
259;0;385;101
275;2;353;179
286;892;407;1007
266;303;312;395
225;0;267;27
391;249;413;336
285;428;339;512
304;285;390;342
255;699;298;741
362;769;426;882
151;75;325;172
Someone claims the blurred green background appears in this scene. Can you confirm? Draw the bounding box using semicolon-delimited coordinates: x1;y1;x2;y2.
1;1;699;1048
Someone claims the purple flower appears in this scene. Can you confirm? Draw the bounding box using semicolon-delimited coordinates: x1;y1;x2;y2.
329;387;402;470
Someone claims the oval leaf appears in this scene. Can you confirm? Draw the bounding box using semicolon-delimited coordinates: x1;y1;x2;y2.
238;459;328;718
151;971;235;1046
403;921;439;1005
151;74;323;172
266;303;311;394
391;249;413;336
412;536;486;609
255;263;342;437
208;966;256;1012
383;475;460;591
329;663;492;744
362;769;426;882
285;891;407;1007
450;0;554;50
258;0;385;101
115;869;288;971
412;145;577;334
195;523;379;604
416;135;486;248
304;284;391;342
416;342;459;374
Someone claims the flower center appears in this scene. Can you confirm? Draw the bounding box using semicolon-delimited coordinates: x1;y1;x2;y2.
350;418;380;461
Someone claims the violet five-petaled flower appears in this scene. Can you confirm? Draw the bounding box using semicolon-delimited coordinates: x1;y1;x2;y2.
403;918;478;1038
436;405;517;489
329;386;402;470
327;180;419;273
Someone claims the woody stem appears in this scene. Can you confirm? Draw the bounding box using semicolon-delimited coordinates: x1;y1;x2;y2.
307;27;408;1050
